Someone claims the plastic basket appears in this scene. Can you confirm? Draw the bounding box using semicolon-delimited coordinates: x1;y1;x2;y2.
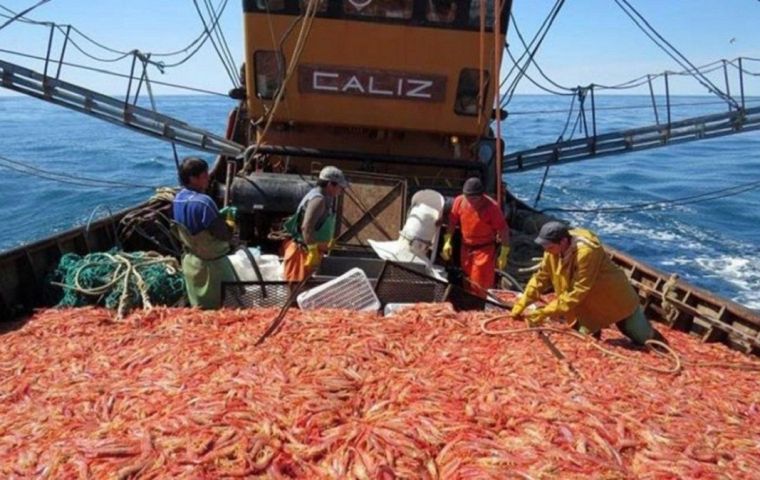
297;267;381;311
383;303;415;316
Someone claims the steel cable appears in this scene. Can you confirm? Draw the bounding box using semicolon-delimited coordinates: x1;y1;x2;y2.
0;154;162;189
538;179;760;215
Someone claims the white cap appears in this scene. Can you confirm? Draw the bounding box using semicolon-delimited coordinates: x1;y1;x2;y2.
318;166;349;188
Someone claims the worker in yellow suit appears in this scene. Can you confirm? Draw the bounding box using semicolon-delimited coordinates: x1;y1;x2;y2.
511;221;664;345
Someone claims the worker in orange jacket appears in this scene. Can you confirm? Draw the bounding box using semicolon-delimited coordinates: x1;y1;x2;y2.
441;177;510;296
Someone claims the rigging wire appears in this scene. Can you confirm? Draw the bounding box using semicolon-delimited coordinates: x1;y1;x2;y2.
539;178;760;215
0;48;229;96
191;0;238;87
245;0;320;164
0;154;162;189
504;47;573;97
0;0;234;79
506;97;760;117
508;12;574;93
0;0;49;32
499;0;563;93
500;0;568;107
612;0;738;109
204;0;238;85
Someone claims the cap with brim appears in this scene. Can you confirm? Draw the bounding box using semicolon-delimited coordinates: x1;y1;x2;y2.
319;166;349;188
535;221;569;247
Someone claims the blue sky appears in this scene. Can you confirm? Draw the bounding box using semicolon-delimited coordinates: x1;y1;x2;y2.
0;0;758;97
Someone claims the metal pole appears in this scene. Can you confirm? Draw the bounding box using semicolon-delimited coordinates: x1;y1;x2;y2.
55;25;71;80
579;89;589;138
647;74;660;125
739;57;746;110
43;24;54;79
133;69;146;106
722;60;732;112
171;142;181;185
590;84;597;139
665;72;671;128
124;53;138;111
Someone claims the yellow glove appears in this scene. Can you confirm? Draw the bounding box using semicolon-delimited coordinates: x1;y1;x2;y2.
510;296;529;317
526;309;546;327
304;244;321;269
441;233;453;261
497;245;510;271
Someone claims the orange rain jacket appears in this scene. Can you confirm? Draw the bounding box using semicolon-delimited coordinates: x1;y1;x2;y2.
449;195;508;295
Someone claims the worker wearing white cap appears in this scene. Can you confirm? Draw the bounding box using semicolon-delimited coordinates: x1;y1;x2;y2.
282;166;348;282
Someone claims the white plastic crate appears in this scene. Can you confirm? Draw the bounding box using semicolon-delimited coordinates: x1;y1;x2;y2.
297;267;381;312
383;303;415;316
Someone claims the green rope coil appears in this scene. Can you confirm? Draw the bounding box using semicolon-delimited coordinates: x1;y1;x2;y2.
51;249;185;318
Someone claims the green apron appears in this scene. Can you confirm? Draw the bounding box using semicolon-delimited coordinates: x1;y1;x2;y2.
173;223;236;309
282;187;337;246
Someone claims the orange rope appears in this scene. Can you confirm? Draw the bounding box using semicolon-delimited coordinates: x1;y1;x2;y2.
493;0;503;206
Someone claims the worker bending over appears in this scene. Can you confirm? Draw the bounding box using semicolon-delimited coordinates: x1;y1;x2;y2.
172;157;236;309
441;177;510;296
282;166;348;282
512;221;665;345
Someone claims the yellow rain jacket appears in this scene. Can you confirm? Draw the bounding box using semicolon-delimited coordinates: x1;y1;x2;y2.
518;228;640;332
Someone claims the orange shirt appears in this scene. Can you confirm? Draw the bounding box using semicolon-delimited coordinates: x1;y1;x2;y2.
449;195;507;247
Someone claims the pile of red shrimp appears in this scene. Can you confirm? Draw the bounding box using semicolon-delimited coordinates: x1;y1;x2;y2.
1;304;758;478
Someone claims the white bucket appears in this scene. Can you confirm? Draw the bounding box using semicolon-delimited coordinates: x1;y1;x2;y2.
227;249;283;281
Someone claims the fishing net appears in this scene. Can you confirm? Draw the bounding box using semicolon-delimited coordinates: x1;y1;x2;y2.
51;250;185;316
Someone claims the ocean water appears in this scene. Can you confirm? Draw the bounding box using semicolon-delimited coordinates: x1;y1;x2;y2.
0;94;758;310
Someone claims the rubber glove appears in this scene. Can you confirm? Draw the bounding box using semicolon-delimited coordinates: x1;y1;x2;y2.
219;206;237;219
304;244;321;269
511;296;529;317
526;309;546;327
219;206;237;228
497;245;510;271
441;233;453;261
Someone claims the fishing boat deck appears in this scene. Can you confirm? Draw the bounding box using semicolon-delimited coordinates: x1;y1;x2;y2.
1;305;758;478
